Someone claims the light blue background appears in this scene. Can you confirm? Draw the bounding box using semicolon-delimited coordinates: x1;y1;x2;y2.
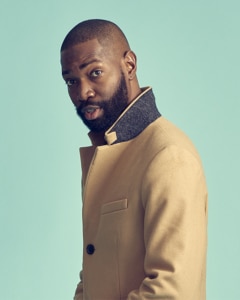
1;1;239;299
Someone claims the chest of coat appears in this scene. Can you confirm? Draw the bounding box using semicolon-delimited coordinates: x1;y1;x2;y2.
81;140;149;238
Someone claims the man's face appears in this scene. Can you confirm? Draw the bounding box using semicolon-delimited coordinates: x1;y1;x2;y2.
61;39;130;132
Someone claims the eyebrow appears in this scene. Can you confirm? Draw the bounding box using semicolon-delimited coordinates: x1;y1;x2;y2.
62;58;102;76
79;58;102;69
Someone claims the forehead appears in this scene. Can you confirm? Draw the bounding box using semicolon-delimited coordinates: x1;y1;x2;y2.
61;39;113;69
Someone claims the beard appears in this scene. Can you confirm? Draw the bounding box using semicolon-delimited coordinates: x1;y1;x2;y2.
76;74;129;132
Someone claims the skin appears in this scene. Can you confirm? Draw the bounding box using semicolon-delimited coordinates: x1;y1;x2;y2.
60;39;141;122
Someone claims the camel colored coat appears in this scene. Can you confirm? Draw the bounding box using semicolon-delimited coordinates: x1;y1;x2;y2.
74;88;208;300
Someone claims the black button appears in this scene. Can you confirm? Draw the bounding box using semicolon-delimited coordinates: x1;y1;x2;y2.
86;244;95;255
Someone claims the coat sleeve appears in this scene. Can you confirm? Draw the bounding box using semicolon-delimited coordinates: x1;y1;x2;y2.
73;270;83;300
127;145;208;300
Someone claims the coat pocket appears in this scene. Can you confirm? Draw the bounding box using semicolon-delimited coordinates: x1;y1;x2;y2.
101;198;128;215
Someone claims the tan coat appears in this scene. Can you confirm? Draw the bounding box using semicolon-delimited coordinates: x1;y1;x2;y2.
74;89;208;300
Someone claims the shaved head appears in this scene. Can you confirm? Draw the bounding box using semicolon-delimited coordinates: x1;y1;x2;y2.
61;19;130;56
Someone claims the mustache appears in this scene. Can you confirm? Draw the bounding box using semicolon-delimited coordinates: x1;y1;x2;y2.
78;100;105;109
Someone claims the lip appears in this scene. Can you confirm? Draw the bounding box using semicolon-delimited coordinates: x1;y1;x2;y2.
81;105;100;114
80;105;103;120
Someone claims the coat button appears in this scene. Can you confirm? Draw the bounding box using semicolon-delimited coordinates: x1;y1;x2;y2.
86;244;95;255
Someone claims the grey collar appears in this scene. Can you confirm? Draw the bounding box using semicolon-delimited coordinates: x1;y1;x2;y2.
104;87;161;145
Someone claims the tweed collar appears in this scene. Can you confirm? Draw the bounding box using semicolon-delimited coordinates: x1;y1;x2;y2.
88;87;161;146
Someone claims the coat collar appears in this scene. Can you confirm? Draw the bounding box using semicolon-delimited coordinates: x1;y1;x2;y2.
88;87;161;146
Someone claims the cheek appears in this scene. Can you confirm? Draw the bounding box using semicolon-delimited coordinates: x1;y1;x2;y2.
100;74;121;97
99;86;115;99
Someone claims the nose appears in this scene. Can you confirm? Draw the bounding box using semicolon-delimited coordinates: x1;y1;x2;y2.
77;80;95;102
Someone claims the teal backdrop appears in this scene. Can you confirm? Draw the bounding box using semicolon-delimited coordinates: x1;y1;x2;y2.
1;1;239;299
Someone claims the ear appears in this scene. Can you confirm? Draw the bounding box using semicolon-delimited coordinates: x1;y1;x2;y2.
123;50;137;80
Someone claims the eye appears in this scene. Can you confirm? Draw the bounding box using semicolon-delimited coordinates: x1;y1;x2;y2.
65;79;76;86
90;69;102;78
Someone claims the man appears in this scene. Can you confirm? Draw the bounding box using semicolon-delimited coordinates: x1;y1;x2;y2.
60;19;208;300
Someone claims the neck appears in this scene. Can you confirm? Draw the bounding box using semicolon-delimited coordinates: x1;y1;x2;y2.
127;79;142;104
